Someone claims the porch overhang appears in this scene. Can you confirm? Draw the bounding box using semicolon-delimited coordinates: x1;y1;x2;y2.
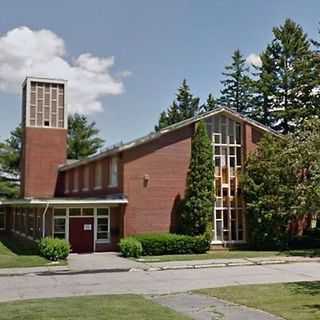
0;194;128;207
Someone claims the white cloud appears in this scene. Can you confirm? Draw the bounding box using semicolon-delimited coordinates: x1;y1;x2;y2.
246;53;262;68
0;26;126;114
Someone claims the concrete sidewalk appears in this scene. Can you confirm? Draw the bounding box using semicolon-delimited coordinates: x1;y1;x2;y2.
151;292;283;320
144;255;320;271
0;254;319;276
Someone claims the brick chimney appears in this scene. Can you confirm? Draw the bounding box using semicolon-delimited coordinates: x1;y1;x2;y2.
20;77;68;198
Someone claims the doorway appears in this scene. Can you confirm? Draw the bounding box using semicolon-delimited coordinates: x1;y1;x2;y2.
69;217;94;253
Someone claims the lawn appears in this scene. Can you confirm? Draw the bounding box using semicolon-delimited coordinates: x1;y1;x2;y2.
0;295;190;320
136;249;320;263
0;235;64;268
197;282;320;320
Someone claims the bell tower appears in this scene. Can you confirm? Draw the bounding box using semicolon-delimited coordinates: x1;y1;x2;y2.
20;77;68;198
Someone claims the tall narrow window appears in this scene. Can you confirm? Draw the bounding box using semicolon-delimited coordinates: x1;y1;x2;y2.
53;209;67;239
95;162;102;189
73;170;79;192
65;172;70;194
96;208;110;243
82;166;90;191
109;157;118;187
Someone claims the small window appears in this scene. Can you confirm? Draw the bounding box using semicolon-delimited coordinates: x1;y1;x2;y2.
54;217;66;239
0;210;5;231
69;208;81;216
82;208;94;216
97;208;110;216
109;157;118;187
54;208;67;216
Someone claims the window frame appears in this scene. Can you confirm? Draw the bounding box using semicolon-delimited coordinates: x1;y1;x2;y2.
109;157;118;188
94;162;103;190
82;166;90;191
95;208;111;244
73;169;79;192
65;172;70;194
53;208;68;240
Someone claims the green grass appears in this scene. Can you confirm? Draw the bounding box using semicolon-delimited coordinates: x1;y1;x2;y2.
0;295;190;320
136;249;320;263
197;282;320;320
0;235;64;268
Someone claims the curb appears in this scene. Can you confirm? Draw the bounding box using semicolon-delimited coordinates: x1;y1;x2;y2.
0;258;319;276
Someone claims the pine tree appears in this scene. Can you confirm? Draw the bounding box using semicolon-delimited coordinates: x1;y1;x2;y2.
201;94;216;112
179;120;214;236
155;80;200;131
219;49;253;114
0;126;22;198
255;19;320;133
251;47;276;127
68;113;105;159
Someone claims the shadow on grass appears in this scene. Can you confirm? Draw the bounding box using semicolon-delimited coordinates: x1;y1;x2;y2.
287;281;320;296
0;234;39;256
284;249;320;257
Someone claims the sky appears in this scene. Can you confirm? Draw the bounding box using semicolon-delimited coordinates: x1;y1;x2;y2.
0;0;320;147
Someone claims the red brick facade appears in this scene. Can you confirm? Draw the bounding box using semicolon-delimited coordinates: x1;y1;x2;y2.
21;127;67;198
122;124;193;236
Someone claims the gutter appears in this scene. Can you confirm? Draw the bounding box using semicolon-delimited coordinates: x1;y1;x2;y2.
42;202;50;238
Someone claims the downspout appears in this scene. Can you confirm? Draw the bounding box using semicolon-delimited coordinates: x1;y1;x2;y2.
42;202;50;238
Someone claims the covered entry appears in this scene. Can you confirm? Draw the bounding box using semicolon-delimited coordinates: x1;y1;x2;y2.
1;196;127;253
53;206;114;253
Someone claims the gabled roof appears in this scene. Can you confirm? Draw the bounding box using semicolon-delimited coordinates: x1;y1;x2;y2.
60;106;279;172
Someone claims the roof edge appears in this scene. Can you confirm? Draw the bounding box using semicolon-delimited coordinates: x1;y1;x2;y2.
59;106;280;171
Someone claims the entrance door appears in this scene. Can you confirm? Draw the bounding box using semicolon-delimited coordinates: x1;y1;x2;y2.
69;217;94;253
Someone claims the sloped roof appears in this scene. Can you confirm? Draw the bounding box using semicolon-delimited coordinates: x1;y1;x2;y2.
60;106;279;172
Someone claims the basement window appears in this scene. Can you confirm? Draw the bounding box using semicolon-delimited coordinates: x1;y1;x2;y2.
44;121;50;127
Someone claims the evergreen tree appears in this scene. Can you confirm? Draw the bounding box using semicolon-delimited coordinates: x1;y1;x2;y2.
180;120;214;236
154;111;169;132
255;19;320;133
219;49;253;114
201;94;216;112
0;126;22;198
155;80;200;131
68;113;105;159
250;48;275;126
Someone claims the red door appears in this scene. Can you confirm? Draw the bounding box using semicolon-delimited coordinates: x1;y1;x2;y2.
69;217;94;253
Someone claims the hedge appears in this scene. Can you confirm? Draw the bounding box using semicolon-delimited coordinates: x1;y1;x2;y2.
119;237;143;258
120;232;211;257
39;237;70;261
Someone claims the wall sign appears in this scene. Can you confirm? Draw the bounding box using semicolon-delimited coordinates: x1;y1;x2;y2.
84;224;92;231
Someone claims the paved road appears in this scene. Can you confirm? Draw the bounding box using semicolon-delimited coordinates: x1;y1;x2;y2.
0;262;319;302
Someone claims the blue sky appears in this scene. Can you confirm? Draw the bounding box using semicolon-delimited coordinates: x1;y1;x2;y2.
1;0;320;146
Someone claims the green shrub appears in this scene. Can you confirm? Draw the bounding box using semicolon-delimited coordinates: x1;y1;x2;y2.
119;237;143;258
39;237;70;261
133;233;210;256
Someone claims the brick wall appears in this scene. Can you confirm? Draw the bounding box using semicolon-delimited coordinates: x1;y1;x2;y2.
122;124;193;236
21;127;67;198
